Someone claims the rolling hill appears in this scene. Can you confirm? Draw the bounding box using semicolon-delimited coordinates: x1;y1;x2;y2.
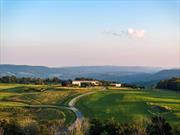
0;64;179;86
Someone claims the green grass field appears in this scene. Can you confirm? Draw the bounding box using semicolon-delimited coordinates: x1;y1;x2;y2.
1;83;180;128
0;83;90;127
76;89;180;125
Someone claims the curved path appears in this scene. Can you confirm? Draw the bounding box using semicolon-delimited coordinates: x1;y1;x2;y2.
1;89;102;133
67;91;98;130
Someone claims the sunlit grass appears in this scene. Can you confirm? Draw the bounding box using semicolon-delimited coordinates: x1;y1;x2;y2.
0;83;82;127
76;89;180;125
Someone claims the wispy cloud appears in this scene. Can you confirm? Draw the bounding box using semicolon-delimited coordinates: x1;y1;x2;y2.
128;28;145;38
104;30;127;36
104;28;145;39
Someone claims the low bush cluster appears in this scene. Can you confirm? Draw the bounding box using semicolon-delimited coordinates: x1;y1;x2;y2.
88;116;179;135
0;119;64;135
0;116;180;135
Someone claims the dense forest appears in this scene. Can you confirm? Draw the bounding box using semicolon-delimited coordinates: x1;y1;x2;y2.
156;77;180;91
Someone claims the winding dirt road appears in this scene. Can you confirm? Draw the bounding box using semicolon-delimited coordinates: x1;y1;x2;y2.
67;91;97;130
3;89;101;134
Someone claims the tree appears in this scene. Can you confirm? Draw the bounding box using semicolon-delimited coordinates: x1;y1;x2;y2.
61;80;72;87
35;78;44;85
156;77;180;91
0;76;16;83
51;77;60;84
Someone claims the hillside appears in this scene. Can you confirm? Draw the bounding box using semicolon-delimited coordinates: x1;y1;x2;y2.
0;64;161;78
0;64;179;87
135;69;180;87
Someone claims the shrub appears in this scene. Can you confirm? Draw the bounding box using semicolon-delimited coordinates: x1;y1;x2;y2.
146;116;172;135
0;119;23;135
67;119;90;135
173;125;180;135
89;119;146;135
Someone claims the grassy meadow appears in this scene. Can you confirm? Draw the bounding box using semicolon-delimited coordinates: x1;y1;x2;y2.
0;83;91;127
76;88;180;125
0;83;180;129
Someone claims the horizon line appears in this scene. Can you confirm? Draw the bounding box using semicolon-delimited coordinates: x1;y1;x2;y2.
1;63;180;69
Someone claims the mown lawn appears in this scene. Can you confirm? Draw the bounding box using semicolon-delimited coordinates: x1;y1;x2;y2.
76;89;180;125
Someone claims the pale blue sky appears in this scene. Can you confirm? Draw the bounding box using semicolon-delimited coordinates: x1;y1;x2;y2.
0;0;179;68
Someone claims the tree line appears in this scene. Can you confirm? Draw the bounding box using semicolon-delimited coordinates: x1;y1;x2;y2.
156;77;180;91
0;76;145;88
0;76;72;86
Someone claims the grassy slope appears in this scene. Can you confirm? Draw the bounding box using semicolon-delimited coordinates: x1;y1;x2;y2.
0;84;90;127
76;89;180;125
0;107;75;126
1;84;179;126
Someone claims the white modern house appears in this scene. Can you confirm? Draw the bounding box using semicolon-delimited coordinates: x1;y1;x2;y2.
72;80;99;87
115;83;121;87
110;83;122;87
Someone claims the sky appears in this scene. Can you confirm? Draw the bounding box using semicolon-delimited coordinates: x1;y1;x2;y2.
0;0;180;68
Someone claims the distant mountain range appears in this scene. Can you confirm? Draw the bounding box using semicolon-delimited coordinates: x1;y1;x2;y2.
0;64;179;87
